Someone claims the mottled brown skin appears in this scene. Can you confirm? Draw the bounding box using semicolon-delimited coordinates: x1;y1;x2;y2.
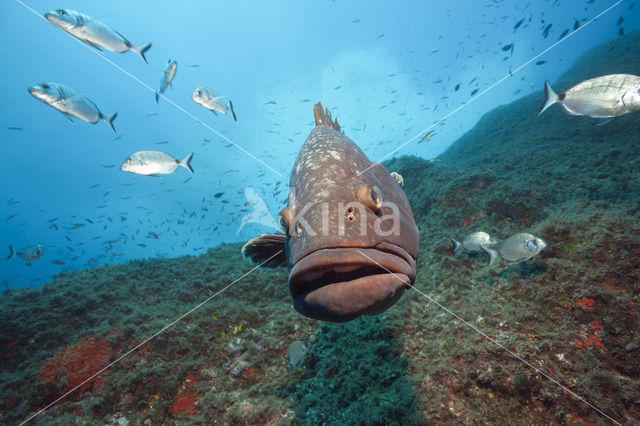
243;103;419;322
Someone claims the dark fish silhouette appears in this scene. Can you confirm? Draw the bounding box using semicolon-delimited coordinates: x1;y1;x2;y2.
513;18;524;31
243;103;419;322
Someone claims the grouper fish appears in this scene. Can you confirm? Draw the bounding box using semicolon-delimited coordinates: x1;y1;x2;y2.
243;102;419;322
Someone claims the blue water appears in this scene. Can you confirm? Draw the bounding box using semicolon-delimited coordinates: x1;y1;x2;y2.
1;0;637;289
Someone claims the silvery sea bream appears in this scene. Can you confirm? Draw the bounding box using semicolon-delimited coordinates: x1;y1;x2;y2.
242;103;419;322
28;82;117;132
191;86;237;121
156;60;178;103
283;340;310;371
451;231;497;253
7;245;44;262
481;233;546;265
538;74;640;118
44;9;152;63
120;151;193;176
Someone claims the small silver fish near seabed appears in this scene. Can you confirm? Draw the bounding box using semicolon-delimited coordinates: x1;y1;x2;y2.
451;231;497;253
7;245;44;262
481;233;546;265
45;9;152;63
192;86;237;121
284;340;310;371
28;82;117;132
120;151;193;176
156;59;178;103
538;74;640;118
390;171;404;187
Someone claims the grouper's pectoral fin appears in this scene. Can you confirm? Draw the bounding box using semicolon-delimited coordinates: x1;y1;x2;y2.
242;233;287;268
313;102;342;132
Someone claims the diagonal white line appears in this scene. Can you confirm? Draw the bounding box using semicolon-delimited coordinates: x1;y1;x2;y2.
13;0;283;177
358;0;624;176
355;249;622;426
20;250;283;425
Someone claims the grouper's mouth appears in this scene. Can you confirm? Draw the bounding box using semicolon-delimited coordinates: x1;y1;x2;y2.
289;243;416;322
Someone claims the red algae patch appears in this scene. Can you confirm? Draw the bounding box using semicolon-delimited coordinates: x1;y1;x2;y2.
38;336;116;395
168;391;201;417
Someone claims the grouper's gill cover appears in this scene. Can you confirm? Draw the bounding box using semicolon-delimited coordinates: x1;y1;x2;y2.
242;102;419;322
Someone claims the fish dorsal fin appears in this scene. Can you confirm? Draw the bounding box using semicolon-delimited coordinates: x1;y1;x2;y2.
242;233;287;268
313;102;342;132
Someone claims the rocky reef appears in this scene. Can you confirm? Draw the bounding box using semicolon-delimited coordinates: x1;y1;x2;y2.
1;32;639;425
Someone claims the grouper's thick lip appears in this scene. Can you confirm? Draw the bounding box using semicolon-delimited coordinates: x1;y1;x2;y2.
288;244;416;322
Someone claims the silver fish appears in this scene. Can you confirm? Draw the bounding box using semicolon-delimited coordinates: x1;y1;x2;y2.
390;171;404;187
192;86;237;121
481;233;546;265
156;59;178;103
45;9;152;63
283;340;310;371
120;151;193;175
452;231;497;253
28;82;117;132
7;245;44;262
538;74;640;118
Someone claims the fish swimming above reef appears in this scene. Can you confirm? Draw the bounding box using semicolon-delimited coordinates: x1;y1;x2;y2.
120;151;193;175
242;102;419;322
192;86;237;121
481;233;546;265
538;74;640;118
7;245;44;262
44;9;152;63
390;172;403;187
28;82;117;132
284;340;310;371
451;231;497;253
156;59;178;103
417;130;435;144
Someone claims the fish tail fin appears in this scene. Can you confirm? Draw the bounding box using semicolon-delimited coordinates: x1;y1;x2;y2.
229;100;237;122
481;245;498;266
7;245;13;260
313;102;342;132
242;234;287;268
102;112;117;133
451;238;461;253
179;153;194;174
155;91;160;103
537;80;559;116
131;42;152;63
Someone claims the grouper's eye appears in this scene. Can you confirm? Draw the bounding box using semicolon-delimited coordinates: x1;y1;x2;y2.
357;185;383;213
277;207;293;234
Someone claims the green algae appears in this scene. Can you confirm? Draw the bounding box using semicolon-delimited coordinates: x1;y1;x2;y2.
282;316;421;425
